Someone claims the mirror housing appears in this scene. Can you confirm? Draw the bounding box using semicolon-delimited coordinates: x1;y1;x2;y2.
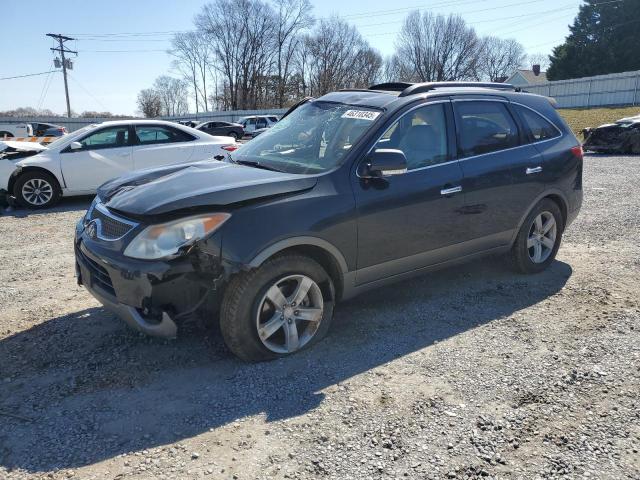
362;149;407;178
69;141;83;150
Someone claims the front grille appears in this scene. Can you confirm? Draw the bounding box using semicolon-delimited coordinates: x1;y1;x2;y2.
87;203;137;241
79;246;116;297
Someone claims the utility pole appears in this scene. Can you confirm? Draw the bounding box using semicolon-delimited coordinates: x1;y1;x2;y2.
47;33;77;118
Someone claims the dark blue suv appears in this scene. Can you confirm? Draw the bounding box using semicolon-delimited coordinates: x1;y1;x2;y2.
75;82;583;361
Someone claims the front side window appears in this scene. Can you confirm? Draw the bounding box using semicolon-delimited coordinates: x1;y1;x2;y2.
79;126;129;150
515;105;560;142
135;126;194;145
375;103;448;170
232;101;380;174
455;101;519;157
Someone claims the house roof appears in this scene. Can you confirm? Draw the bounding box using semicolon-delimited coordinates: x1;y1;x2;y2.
506;69;548;85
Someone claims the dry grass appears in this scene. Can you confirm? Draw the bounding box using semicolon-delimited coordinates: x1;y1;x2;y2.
558;106;639;137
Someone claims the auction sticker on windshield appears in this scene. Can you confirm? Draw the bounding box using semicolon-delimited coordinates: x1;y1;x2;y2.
341;110;381;121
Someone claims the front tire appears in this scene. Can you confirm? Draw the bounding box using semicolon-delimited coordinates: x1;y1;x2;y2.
14;171;61;209
228;131;238;141
220;254;335;362
511;199;564;274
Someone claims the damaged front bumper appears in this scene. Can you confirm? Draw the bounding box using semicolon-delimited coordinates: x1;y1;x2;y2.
74;218;225;338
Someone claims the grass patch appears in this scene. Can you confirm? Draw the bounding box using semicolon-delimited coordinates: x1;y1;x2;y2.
558;106;639;137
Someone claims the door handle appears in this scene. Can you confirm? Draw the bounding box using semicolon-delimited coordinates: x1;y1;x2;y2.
440;186;462;196
116;152;130;157
526;166;543;174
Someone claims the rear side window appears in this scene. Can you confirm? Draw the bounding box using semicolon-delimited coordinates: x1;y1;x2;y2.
455;101;519;157
515;105;560;142
135;125;194;145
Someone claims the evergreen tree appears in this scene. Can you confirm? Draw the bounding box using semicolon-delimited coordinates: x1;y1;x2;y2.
547;0;640;80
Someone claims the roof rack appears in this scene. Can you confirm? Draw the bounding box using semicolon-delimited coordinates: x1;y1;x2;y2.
368;81;520;96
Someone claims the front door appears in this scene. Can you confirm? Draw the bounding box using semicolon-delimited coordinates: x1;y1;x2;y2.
61;125;133;192
352;101;467;285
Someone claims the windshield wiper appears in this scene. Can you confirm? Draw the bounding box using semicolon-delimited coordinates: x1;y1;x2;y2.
232;159;285;173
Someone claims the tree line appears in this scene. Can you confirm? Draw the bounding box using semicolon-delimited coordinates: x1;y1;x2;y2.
137;0;542;117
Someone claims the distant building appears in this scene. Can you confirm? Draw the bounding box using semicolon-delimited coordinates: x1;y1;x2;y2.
505;65;548;87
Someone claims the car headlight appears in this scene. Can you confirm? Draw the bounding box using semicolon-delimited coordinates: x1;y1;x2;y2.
123;213;230;260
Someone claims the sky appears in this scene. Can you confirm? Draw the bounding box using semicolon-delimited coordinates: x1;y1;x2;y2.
0;0;582;116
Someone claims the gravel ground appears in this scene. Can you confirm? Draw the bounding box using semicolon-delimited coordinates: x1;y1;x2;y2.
0;154;638;480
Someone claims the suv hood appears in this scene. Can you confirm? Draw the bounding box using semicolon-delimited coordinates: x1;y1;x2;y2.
98;160;317;216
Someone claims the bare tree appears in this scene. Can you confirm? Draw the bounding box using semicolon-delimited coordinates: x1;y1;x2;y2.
196;0;277;110
153;76;189;116
305;16;382;95
273;0;314;107
136;88;162;118
170;31;212;113
393;11;482;82
478;36;526;82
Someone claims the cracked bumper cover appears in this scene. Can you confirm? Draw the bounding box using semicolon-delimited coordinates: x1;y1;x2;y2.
74;219;225;338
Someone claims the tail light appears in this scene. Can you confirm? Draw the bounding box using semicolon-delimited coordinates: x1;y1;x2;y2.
222;144;239;152
571;145;583;160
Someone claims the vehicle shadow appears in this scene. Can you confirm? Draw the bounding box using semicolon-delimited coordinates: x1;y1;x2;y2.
0;257;572;472
1;196;93;218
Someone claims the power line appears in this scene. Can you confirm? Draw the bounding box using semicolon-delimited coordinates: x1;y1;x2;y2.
0;70;59;81
67;73;110;112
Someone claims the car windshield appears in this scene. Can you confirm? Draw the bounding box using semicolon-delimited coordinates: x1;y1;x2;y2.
46;124;97;149
232;101;382;174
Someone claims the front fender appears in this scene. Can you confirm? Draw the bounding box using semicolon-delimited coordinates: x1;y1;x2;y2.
13;154;65;189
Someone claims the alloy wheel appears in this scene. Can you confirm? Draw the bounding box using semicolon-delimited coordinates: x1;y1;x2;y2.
527;211;557;263
256;274;324;354
21;178;54;206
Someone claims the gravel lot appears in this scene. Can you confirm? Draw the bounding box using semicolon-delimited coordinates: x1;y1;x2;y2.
0;154;638;480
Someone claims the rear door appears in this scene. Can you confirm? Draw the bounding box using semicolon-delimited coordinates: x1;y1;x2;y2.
132;124;196;170
61;125;134;192
453;99;543;247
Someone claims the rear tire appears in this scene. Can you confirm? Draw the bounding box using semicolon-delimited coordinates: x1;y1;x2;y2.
0;131;14;138
511;199;564;274
220;254;335;362
14;171;61;209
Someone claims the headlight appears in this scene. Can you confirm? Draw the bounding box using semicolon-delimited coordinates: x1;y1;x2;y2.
123;213;230;260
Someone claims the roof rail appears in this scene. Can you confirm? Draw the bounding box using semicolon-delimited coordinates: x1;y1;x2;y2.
399;81;520;97
366;81;520;96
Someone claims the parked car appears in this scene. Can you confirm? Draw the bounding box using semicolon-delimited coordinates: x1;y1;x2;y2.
582;114;640;153
238;115;278;136
0;123;33;138
176;120;199;128
75;82;583;362
31;122;68;137
0;120;237;208
196;120;244;140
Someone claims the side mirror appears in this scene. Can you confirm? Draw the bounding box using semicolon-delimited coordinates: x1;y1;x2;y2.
69;141;83;150
362;149;407;178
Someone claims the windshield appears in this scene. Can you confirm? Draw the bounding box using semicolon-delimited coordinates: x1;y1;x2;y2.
46;124;97;149
233;101;381;174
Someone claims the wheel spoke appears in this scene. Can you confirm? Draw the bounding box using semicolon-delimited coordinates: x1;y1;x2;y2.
265;284;287;308
534;214;543;232
533;242;543;262
295;307;322;323
290;276;313;305
527;237;536;248
284;321;299;351
258;314;285;340
541;216;555;234
541;236;555;249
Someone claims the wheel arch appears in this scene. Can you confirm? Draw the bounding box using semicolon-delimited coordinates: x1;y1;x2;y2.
248;237;349;301
510;189;569;246
8;166;63;195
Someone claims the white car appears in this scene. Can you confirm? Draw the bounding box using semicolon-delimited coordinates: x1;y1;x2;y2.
0;123;33;138
238;115;278;136
0;120;237;209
